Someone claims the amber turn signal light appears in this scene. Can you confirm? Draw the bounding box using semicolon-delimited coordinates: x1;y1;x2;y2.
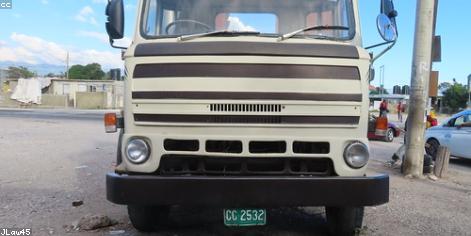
104;113;118;133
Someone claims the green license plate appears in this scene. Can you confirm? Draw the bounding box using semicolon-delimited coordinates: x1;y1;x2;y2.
224;209;266;227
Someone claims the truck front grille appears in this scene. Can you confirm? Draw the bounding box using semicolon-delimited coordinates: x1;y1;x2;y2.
157;155;335;177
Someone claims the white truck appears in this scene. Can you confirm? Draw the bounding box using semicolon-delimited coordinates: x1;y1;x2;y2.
104;0;398;234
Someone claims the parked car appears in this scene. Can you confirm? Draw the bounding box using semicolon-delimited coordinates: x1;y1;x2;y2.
425;110;471;159
368;114;401;142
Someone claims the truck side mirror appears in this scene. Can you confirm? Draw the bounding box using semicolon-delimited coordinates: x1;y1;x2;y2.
377;14;397;42
381;0;398;20
106;0;125;47
378;0;398;42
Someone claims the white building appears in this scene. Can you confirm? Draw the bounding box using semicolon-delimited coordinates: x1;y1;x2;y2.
47;79;124;108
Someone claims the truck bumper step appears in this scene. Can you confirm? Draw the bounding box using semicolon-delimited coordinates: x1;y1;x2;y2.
106;173;389;207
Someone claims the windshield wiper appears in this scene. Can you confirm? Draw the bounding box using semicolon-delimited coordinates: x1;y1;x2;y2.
178;30;260;42
278;25;349;41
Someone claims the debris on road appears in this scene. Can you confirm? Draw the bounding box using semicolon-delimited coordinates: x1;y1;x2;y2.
72;200;83;207
428;174;438;181
75;165;88;169
68;215;117;231
109;230;126;235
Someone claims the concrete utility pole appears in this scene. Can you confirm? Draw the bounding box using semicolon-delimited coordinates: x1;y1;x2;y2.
380;65;385;95
403;0;437;177
66;51;70;80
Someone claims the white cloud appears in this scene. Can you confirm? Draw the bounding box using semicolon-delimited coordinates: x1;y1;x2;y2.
227;17;256;32
75;6;98;26
0;33;123;69
78;31;109;43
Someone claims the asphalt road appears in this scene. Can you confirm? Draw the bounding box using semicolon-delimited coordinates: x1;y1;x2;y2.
0;108;111;121
1;109;470;236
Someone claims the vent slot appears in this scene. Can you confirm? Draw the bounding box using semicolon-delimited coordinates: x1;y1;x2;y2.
206;140;243;154
293;142;330;154
164;139;199;152
246;158;285;172
210;104;282;113
249;141;286;154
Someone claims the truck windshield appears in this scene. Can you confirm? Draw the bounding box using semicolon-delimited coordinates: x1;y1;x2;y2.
141;0;355;40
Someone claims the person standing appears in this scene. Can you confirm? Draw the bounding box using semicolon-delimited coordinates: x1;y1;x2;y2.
397;101;403;122
379;99;389;117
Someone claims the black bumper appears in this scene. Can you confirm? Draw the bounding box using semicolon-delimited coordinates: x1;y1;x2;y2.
106;173;389;207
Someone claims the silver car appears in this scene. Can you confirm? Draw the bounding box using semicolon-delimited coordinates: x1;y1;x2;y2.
425;110;471;159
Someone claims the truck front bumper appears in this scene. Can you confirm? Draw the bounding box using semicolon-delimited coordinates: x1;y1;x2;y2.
107;173;388;207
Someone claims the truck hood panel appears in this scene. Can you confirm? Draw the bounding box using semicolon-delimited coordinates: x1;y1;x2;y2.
127;52;368;128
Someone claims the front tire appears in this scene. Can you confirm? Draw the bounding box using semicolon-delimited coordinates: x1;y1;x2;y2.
127;205;170;232
325;207;364;236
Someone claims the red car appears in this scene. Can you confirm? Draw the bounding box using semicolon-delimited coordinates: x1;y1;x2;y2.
368;115;401;142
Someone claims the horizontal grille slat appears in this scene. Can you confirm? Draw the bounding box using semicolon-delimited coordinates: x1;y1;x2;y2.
134;114;360;125
133;63;360;80
132;91;363;102
134;42;360;59
210;104;283;113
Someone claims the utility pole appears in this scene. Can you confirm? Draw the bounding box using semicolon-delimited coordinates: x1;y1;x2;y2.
380;65;385;95
66;51;70;80
403;0;437;178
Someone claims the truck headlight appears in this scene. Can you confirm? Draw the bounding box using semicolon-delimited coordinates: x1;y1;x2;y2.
125;138;150;164
343;142;369;169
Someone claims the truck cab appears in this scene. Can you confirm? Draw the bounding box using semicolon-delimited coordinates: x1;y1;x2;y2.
104;0;397;234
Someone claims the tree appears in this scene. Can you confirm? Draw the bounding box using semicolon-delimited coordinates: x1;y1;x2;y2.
438;82;452;92
7;66;35;78
442;82;468;112
68;63;105;80
370;87;389;95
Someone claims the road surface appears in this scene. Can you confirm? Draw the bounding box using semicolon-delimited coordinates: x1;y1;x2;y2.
0;109;470;236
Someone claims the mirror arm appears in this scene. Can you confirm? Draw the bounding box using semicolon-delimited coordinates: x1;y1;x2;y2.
365;41;393;50
110;38;127;50
371;38;397;64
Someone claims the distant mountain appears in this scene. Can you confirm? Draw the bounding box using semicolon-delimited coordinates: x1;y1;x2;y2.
0;61;66;76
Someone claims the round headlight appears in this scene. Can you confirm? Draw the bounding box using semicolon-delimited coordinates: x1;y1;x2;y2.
125;139;150;164
344;142;369;169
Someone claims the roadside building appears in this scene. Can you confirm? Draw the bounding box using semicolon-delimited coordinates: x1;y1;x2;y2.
2;78;124;109
45;79;124;109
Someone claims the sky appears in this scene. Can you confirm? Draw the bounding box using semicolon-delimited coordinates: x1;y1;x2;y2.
0;0;470;89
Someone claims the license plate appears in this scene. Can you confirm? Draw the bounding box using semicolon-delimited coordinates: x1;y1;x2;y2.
224;209;266;226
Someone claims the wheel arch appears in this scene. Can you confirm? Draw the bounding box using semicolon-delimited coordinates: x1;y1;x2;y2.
389;126;399;137
426;137;440;145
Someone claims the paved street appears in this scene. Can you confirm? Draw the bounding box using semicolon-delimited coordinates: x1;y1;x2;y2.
0;109;470;236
